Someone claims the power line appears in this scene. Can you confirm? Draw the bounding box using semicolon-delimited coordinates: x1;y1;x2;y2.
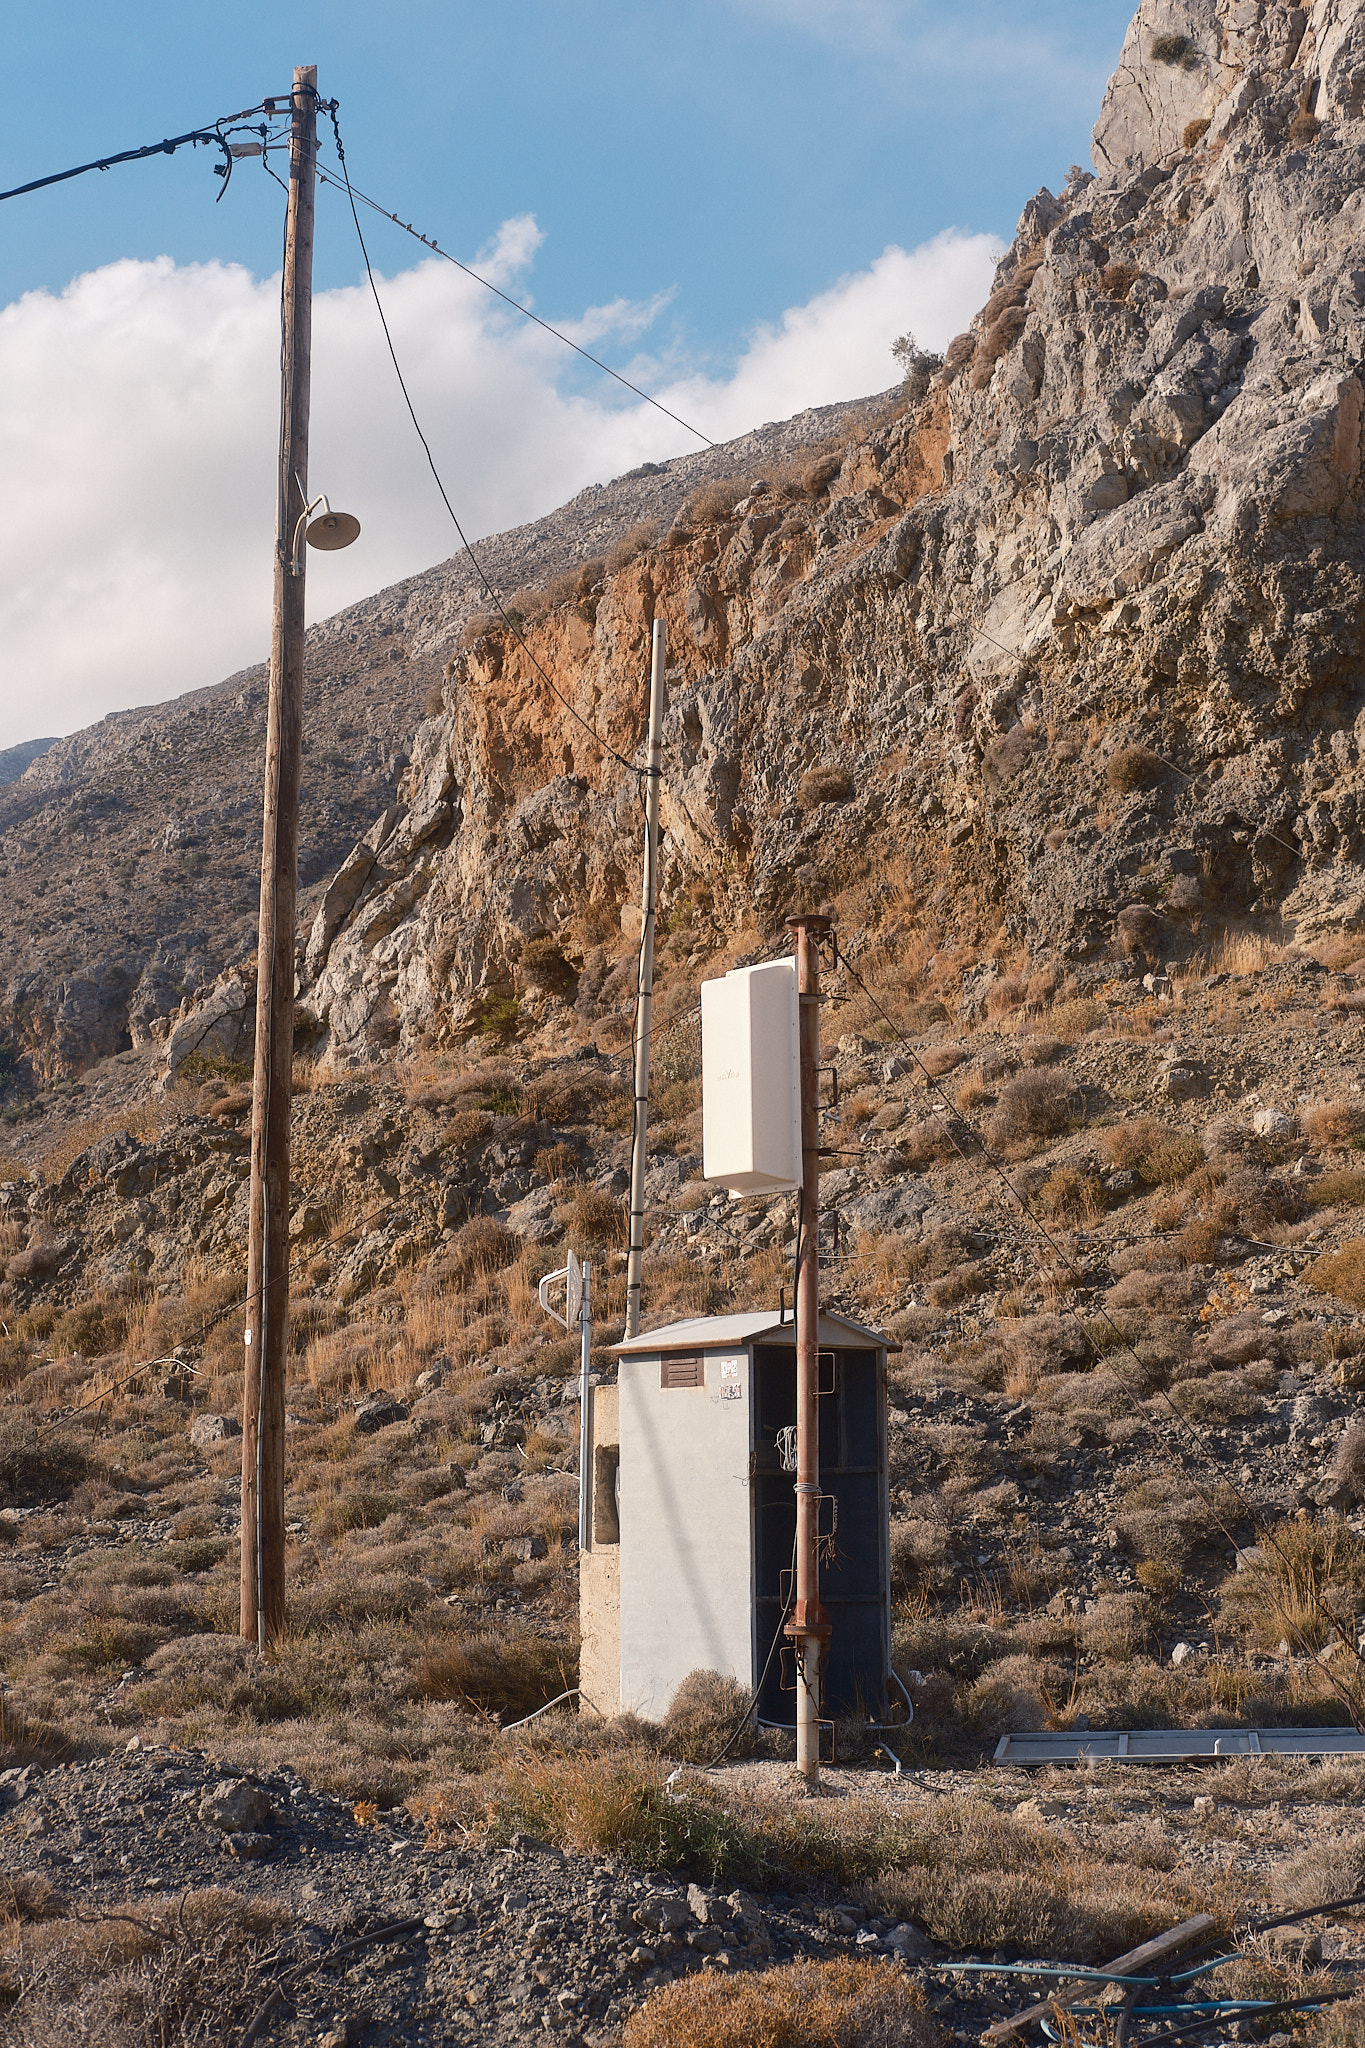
834;940;1365;1727
0;103;288;205
309;159;716;449
319;99;644;781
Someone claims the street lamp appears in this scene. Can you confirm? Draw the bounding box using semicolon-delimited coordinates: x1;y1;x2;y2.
290;493;361;575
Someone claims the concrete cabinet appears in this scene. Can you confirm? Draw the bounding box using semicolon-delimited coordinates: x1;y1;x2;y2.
580;1310;891;1729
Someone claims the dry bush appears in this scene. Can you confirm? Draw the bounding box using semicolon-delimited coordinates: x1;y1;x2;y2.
681;478;749;526
1170;1367;1270;1425
534;1141;579;1184
1306;1239;1365;1308
1183;116;1211;147
1038;1166;1103;1223
624;1959;942;2048
1306;1169;1365;1211
569;1183;627;1249
798;764;853;808
1220;1518;1365;1654
1102;1118;1201;1185
919;1043;965;1078
411;1628;569;1721
1325;1424;1365;1505
1099;261;1142;301
1305;1100;1365;1148
662;1669;754;1762
0;1419;88;1510
1107;746;1167;792
472;1747;770;1885
982;725;1039;788
985;973;1029;1017
1270;1835;1365;1913
986;1070;1081;1150
442;1215;520;1287
1117;1474;1223;1569
1310;1997;1365;2045
0;1887;290;2048
605;520;659;573
1046;997;1104;1039
1115;903;1163;961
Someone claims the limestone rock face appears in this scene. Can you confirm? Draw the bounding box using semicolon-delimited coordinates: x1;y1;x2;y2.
262;0;1365;1070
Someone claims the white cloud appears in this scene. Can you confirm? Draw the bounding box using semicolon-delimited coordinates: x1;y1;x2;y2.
0;221;1000;749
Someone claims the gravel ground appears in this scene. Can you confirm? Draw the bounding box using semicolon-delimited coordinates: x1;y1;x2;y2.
6;1747;1365;2045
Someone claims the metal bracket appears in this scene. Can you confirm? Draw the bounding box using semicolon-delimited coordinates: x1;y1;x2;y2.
818;1064;839;1110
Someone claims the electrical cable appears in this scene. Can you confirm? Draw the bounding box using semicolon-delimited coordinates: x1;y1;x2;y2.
834;940;1365;1729
317;99;645;781
0;103;289;204
307;158;715;449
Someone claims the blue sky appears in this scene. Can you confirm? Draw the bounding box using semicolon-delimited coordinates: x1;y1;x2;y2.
5;0;1133;370
0;1;1137;747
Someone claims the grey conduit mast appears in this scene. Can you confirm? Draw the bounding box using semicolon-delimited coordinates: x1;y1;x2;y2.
624;620;666;1340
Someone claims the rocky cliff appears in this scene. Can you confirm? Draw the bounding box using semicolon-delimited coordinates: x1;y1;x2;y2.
270;0;1365;1072
0;398;873;1089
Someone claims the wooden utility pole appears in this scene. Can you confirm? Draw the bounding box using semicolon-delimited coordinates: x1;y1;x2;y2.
785;911;832;1786
624;620;666;1340
241;65;317;1649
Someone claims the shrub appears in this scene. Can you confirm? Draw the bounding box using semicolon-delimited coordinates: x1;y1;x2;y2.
442;1215;520;1287
662;1669;755;1762
412;1628;569;1721
1183;116;1211;147
919;1043;965;1078
1115;904;1163;961
1306;1169;1365;1211
624;1959;942;2048
1306;1239;1365;1308
518;936;578;999
890;330;944;404
1103;1119;1200;1185
1108;745;1167;792
1220;1518;1365;1653
1151;33;1198;67
489;1748;771;1885
1305;1100;1365;1148
983;724;1038;787
1325;1424;1365;1506
1046;996;1104;1040
798;764;853;808
0;1419;88;1510
681;479;748;526
605;520;658;574
570;1184;627;1249
1100;262;1142;300
534;1141;579;1184
987;1070;1081;1149
1039;1166;1103;1223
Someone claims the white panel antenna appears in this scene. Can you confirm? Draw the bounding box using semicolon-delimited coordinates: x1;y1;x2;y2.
700;959;801;1193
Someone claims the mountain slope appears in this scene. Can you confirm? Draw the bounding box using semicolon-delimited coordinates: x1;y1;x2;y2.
0;396;875;1087
277;0;1365;1073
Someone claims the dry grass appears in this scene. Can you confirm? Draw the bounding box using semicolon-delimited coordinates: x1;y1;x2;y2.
624;1960;942;2048
411;1628;571;1721
34;1104;161;1185
1219;1518;1365;1659
1107;745;1167;792
1306;1238;1365;1308
1304;1100;1365;1149
0;1887;290;2048
986;1071;1081;1151
1101;1118;1201;1185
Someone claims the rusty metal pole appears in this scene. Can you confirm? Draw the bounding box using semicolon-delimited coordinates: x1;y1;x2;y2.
785;910;832;1787
241;64;317;1651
